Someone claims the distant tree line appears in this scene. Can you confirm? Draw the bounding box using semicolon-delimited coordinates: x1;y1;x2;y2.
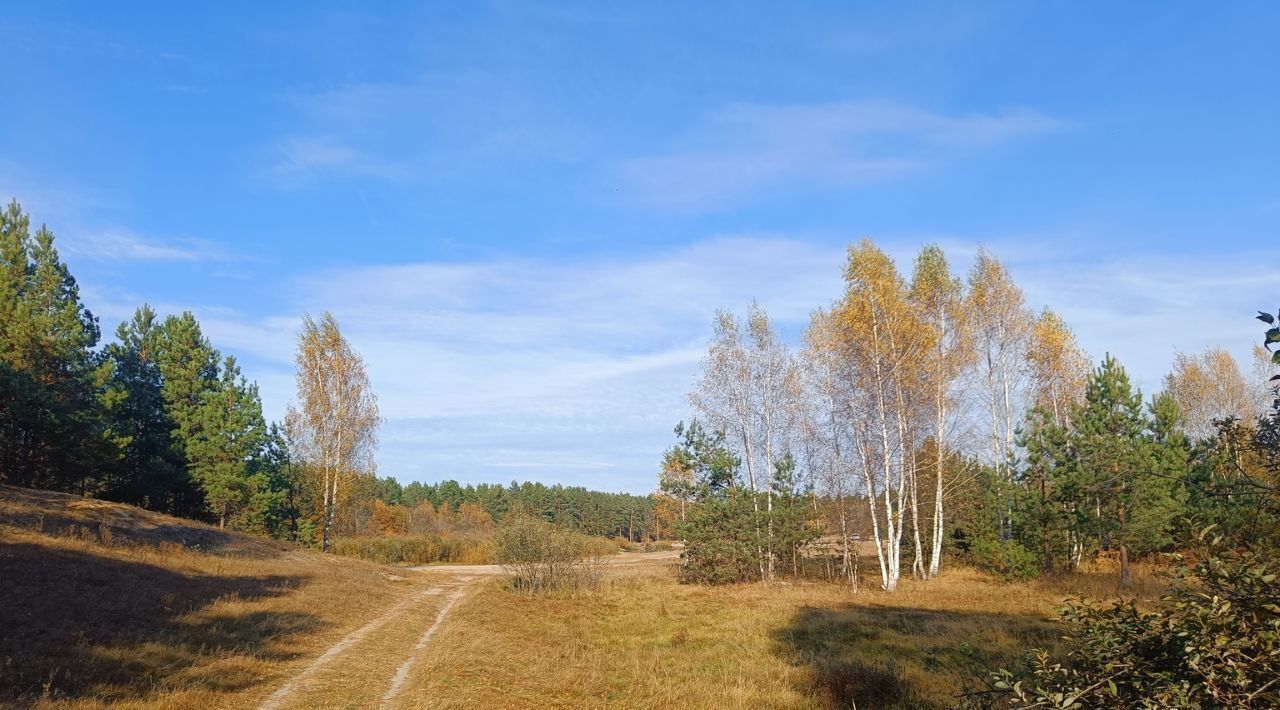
371;477;658;541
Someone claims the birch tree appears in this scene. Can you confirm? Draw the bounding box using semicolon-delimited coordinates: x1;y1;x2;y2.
1252;344;1280;416
1164;347;1254;440
747;303;799;579
690;310;765;577
1027;309;1089;428
800;308;859;589
689;304;797;580
909;244;971;578
286;312;380;552
826;241;934;591
967;249;1033;541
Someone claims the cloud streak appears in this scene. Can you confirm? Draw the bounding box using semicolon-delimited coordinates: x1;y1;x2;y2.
622;100;1064;209
64;230;230;263
268;136;411;185
261;70;588;187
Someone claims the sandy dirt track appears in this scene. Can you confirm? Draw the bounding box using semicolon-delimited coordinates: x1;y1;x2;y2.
258;550;680;709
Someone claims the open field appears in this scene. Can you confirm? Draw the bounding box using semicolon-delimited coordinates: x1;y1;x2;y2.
1;485;1169;709
398;556;1166;709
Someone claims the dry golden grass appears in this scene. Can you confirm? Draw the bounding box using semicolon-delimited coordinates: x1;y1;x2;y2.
0;485;438;709
1;485;1173;709
394;558;1167;709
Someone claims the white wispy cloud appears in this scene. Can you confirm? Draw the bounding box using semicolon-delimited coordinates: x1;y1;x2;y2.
160;237;844;489
64;229;229;263
262;71;587;187
622;100;1064;209
267;136;411;185
1012;250;1280;396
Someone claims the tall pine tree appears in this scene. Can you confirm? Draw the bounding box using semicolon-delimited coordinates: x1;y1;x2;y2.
187;356;268;528
0;200;118;491
153;311;220;460
104;305;201;514
1062;356;1185;583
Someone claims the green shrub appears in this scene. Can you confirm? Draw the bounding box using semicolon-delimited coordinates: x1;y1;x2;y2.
970;538;1040;582
974;532;1280;708
677;491;763;584
493;515;605;594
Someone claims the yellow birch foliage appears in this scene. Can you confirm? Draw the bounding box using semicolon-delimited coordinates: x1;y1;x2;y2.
1027;308;1089;426
1164;347;1253;440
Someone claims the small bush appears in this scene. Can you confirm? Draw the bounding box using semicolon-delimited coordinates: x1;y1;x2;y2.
493;515;605;594
974;533;1280;708
331;533;494;565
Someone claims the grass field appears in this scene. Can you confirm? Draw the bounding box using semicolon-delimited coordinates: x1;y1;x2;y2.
1;485;1168;709
396;555;1166;709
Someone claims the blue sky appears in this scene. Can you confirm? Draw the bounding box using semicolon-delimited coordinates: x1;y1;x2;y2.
2;2;1277;493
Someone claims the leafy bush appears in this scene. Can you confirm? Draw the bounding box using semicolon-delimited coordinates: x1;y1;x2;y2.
974;531;1280;708
493;515;605;594
331;533;494;565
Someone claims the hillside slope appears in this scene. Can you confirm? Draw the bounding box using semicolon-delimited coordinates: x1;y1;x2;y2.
0;485;433;708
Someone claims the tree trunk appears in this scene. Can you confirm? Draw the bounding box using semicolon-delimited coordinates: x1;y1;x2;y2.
837;489;853;591
321;467;335;553
858;442;890;591
1118;500;1130;585
1039;468;1052;573
928;395;946;578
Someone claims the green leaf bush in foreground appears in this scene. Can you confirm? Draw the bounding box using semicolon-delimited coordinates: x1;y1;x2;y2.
973;530;1280;709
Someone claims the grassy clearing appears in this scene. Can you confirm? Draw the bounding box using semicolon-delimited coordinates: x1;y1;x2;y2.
395;557;1166;709
0;485;435;709
1;484;1172;709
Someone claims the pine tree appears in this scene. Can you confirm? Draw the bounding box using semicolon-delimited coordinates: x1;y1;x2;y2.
1070;356;1185;583
104;305;198;513
187;356;268;528
0;200;117;491
1015;406;1074;572
245;422;301;538
1136;391;1190;552
153;311;221;459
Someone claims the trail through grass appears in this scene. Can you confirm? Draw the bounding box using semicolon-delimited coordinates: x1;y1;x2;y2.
397;557;1165;709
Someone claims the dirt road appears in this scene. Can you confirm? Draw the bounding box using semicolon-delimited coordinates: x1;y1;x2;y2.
257;550;679;709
